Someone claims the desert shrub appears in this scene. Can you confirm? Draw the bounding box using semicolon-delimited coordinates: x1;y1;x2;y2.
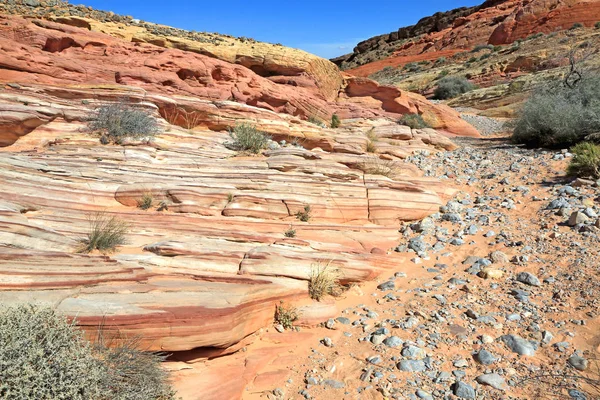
331;114;341;128
403;62;422;73
479;53;491;61
307;115;326;128
308;262;343;301
596;22;600;29
468;56;478;63
526;32;544;41
138;193;154;210
437;69;450;79
567;142;600;178
511;75;600;147
570;22;584;30
284;226;296;238
88;102;159;144
434;57;446;65
80;213;128;254
0;305;175;400
227;123;270;153
471;44;493;53
274;302;299;329
492;45;503;52
359;157;411;179
398;113;430;129
434;76;477;99
295;205;312;222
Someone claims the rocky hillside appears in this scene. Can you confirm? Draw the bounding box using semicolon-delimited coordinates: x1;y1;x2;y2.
334;0;600;74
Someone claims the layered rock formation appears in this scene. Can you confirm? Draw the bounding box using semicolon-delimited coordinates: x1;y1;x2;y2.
335;0;600;76
0;3;481;399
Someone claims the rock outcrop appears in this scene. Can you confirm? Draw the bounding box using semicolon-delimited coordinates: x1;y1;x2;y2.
336;0;600;76
0;3;480;399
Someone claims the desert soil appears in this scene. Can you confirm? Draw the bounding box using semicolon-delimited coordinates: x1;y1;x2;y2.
247;126;600;400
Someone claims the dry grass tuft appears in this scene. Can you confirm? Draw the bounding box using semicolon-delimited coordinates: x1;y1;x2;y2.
309;261;343;301
358;157;411;179
79;213;128;254
137;193;154;210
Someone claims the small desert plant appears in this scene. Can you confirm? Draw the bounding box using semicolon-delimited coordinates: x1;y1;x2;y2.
492;45;503;52
138;193;154;210
511;74;600;147
359;157;409;179
596;21;600;29
567;142;600;178
296;205;312;222
227;123;270;154
308;115;326;128
308;261;343;301
284;226;297;238
570;22;584;30
433;76;477;99
366;140;377;153
80;213;128;254
331;114;341;129
471;44;493;53
398;113;430;129
274;302;299;329
160;106;203;130
437;69;450;79
0;305;176;400
88;102;159;144
227;193;234;203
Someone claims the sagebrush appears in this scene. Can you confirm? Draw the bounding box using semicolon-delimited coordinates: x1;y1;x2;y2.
227;123;270;154
331;114;341;129
398;113;429;129
511;75;600;148
434;76;477;99
88;102;159;144
0;305;176;400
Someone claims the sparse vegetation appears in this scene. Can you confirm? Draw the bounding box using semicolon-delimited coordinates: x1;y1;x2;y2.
284;226;296;238
433;76;477;99
88;102;159;144
398;113;430;129
295;205;312;222
227;123;270;154
570;22;584;30
596;21;600;29
511;74;600;148
307;115;326;128
274;302;299;329
0;305;176;400
331;114;341;128
160;106;203;130
79;213;128;254
138;193;154;210
366;140;377;153
567;142;600;178
471;44;493;52
308;261;343;301
359;157;410;179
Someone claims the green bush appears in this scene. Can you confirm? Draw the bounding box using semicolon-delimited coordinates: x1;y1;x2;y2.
88;102;159;144
398;113;430;129
331;114;341;128
567;142;600;178
470;44;493;53
227;123;270;153
595;21;600;29
570;22;584;30
0;305;176;400
80;213;128;254
434;76;477;99
511;75;600;148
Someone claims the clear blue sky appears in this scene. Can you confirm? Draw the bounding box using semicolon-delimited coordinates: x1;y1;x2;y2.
79;0;481;58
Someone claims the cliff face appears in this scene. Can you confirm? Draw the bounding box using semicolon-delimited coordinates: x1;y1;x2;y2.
335;0;600;75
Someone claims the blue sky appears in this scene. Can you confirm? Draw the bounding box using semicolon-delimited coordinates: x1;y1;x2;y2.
79;1;481;58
